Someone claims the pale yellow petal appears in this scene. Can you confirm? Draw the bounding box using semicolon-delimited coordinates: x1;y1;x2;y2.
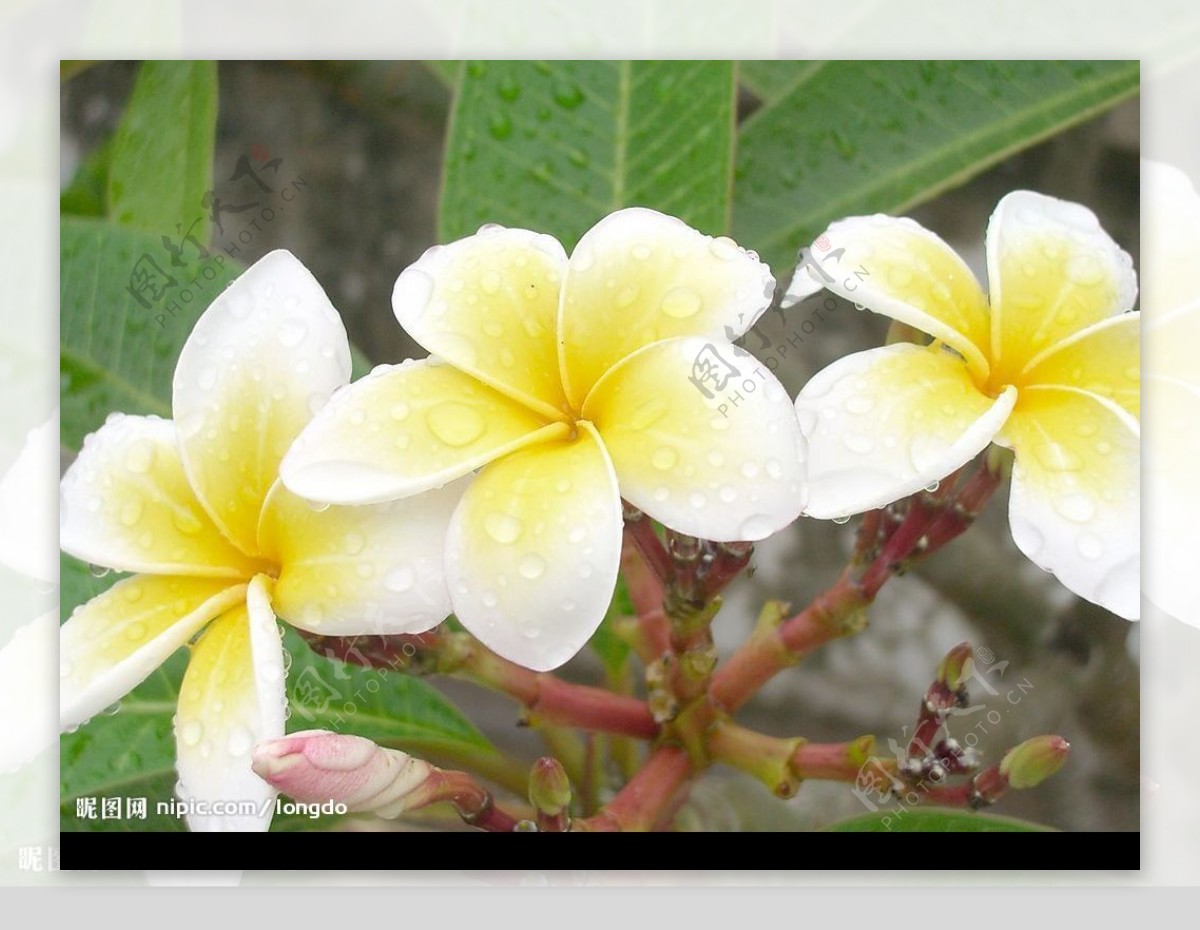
60;414;263;578
175;575;286;831
795;214;991;379
60;575;247;728
559;208;775;408
584;336;806;540
1022;312;1139;417
795;343;1014;520
259;477;465;635
986;191;1136;386
281;358;565;505
1142;160;1200;321
445;423;623;672
392;226;570;419
998;386;1139;620
173;250;352;555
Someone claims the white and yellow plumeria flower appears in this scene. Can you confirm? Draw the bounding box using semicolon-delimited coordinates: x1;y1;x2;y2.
281;209;807;671
59;251;463;831
790;192;1139;620
1143;161;1200;629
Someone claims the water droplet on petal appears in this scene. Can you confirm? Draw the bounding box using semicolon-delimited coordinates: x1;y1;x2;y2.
179;720;204;746
1077;532;1104;561
119;500;143;527
832;515;851;525
518;553;547;580
278;319;308;348
485;512;524;544
428;402;486;447
651;446;678;470
660;286;702;319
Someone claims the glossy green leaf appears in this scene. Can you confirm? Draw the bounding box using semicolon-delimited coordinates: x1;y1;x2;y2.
60;136;112;218
440;60;737;248
60;217;242;452
60;556;501;832
738;61;823;105
823;806;1056;832
733;60;1140;272
108;61;218;244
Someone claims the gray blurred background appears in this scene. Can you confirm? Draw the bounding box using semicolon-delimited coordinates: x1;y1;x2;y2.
61;61;1140;832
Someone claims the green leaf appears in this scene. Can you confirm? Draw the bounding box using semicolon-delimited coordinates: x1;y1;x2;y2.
108;61;217;244
60;216;242;452
733;60;1140;272
60;136;113;217
440;60;737;249
60;555;503;832
823;807;1056;832
738;61;823;105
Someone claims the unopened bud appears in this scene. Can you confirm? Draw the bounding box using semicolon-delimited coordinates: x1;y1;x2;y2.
528;757;572;817
937;641;975;691
251;729;435;817
1000;735;1070;789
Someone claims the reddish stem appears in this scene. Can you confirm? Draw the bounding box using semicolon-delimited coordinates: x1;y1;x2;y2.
422;768;522;832
620;535;671;659
624;514;674;585
577;746;693;831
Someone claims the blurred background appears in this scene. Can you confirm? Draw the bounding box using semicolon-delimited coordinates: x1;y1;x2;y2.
61;61;1140;832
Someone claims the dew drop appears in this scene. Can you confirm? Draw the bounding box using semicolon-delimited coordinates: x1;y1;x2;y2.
428;402;486;447
390;402;410;422
518;553;547;580
651;446;678;471
179;720;204;746
1077;532;1104;561
125;440;157;474
832;515;851;525
660;286;702;319
485;512;524;544
119;500;143;527
277;319;308;348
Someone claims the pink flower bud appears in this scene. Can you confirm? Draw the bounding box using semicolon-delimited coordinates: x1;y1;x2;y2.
251;729;435;817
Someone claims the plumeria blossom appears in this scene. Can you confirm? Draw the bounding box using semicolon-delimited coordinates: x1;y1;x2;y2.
59;251;463;831
789;192;1139;620
281;209;808;671
1142;161;1200;629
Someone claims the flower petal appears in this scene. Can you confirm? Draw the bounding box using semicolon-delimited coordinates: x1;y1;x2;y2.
794;215;991;379
558;208;775;408
175;574;286;831
0;411;58;583
584;336;806;540
445;423;622;672
1;612;57;770
60;575;247;729
1141;160;1200;321
60;414;263;578
258;477;467;635
281;358;565;505
392;226;570;419
1022;312;1139;416
998;386;1139;620
986;191;1137;386
795;343;1016;520
1145;376;1200;627
173;250;352;555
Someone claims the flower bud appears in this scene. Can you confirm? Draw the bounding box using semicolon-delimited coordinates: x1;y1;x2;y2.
936;641;975;691
1000;735;1070;789
528;757;572;817
251;729;435;817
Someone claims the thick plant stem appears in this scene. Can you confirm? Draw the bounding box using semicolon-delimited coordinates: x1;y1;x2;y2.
620;536;671;661
302;629;659;740
709;581;869;713
624;512;673;585
575;746;693;831
419;768;522;832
